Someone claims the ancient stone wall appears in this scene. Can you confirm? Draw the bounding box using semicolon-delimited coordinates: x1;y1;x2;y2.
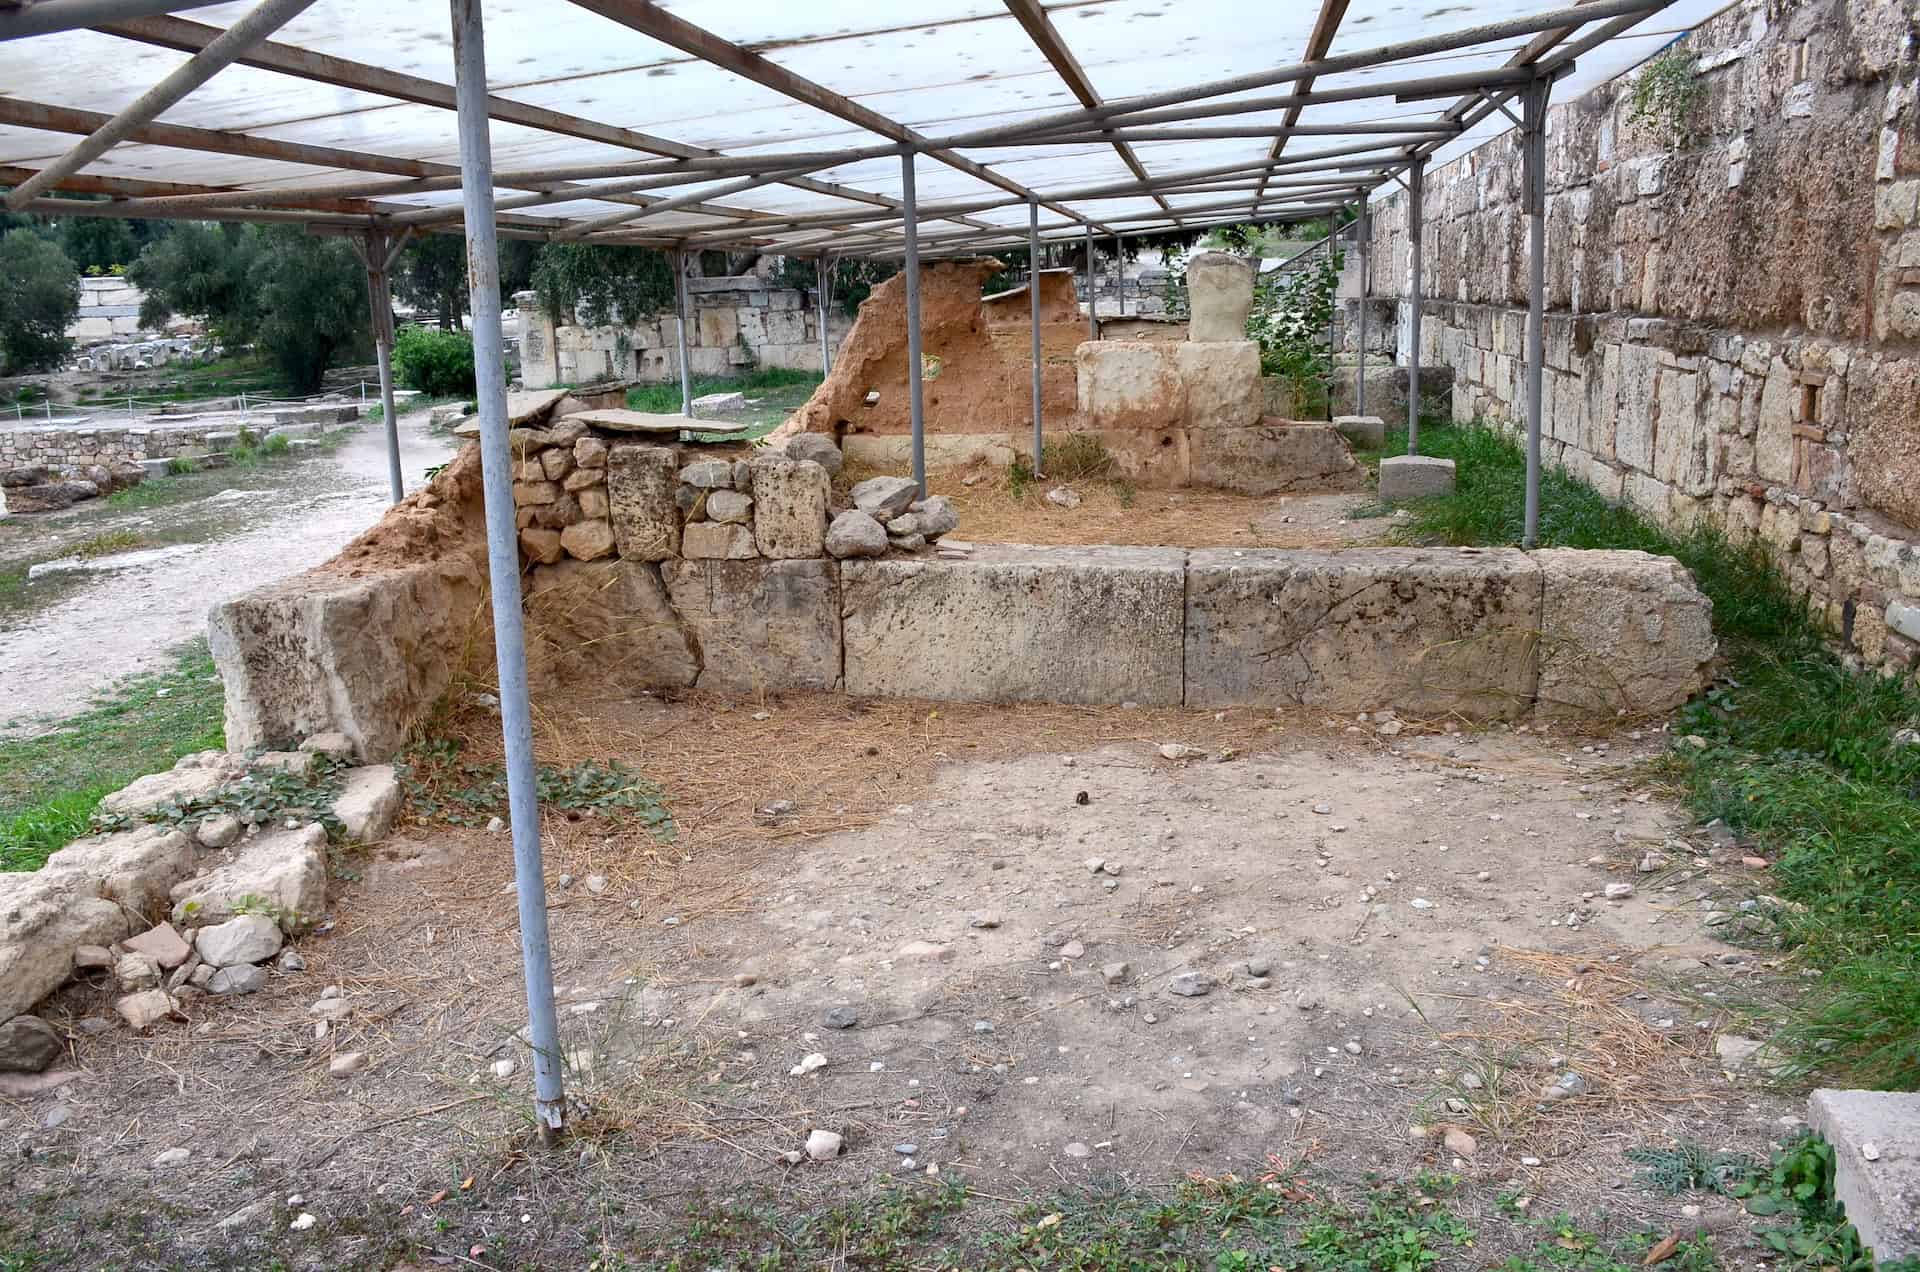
3;422;226;473
1361;0;1920;676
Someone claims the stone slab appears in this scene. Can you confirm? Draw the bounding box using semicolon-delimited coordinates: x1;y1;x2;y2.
1808;1088;1920;1261
1174;342;1262;430
570;409;751;436
1532;549;1717;718
604;442;680;562
170;823;327;933
1379;454;1457;501
750;456;830;559
1183;547;1543;718
1333;415;1388;449
842;546;1186;706
525;559;699;693
1188;423;1364;495
664;559;842;695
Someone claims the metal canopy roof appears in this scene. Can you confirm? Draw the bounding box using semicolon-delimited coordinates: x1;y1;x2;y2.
0;0;1723;256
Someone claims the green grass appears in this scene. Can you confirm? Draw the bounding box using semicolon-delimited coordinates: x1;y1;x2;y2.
69;352;296;408
0;640;226;871
1385;421;1920;1088
624;367;822;441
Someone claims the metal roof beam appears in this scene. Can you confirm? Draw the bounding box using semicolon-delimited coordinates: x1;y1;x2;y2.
1259;0;1350;198
0;0;229;41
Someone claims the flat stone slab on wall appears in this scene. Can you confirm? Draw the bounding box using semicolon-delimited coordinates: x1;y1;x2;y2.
1808;1088;1920;1262
842;545;1186;706
1185;547;1544;718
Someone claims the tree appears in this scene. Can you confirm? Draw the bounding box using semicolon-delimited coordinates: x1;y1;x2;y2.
395;234;467;329
0;228;80;374
530;242;676;326
127;221;258;344
247;228;370;393
59;215;168;274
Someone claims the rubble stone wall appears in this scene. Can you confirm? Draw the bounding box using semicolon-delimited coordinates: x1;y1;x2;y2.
1361;0;1920;678
1;423;227;472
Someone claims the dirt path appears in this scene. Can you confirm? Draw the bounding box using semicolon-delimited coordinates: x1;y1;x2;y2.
0;410;456;733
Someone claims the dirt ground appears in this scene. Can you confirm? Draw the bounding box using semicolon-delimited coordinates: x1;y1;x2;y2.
0;407;457;733
1;691;1810;1269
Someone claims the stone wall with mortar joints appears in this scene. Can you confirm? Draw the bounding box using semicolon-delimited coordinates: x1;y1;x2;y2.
1360;0;1920;681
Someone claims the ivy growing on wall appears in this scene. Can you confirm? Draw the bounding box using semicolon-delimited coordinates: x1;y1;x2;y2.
529;243;677;326
1628;46;1706;147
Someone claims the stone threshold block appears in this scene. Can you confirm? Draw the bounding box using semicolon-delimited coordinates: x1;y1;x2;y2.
1379;454;1456;501
1184;547;1543;718
843;545;1186;706
1189;423;1365;496
1808;1088;1920;1262
1332;415;1387;449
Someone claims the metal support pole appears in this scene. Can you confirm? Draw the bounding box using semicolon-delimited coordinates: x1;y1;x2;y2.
1521;79;1550;549
356;228;407;505
816;256;832;375
901;151;927;496
1356;201;1369;417
449;0;563;1147
1028;197;1043;475
1325;233;1338;422
1407;157;1425;456
1084;223;1097;341
1112;236;1124;318
673;249;693;418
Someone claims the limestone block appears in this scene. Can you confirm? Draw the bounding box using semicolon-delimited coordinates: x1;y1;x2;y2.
1185;252;1255;343
1175;342;1262;430
1528;549;1716;717
1077;342;1182;431
1378;455;1456;501
518;527;562;564
170;823;328;933
784;433;844;476
99;751;247;817
682;522;759;560
750;456;830;560
1333;415;1387;449
665;559;842;694
1183;548;1542;718
843;547;1185;706
605;443;680;561
680;459;734;489
331;765;402;843
560;519;617;561
1808;1089;1920;1261
525;559;698;692
513;480;560;506
1189;424;1364;496
193;914;283;968
562;467;604;493
706;490;753;524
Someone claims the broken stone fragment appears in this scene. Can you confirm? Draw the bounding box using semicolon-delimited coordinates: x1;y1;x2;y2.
784;433;843;475
518;527;563;565
679;459;734;489
559;518;617;562
705;489;753;524
114;952;161;992
888;532;927;552
681;521;758;560
850;475;919;519
573;436;609;468
123;922;193;970
330;765;402;843
115;989;180;1032
99;752;247;817
171;824;327;933
252;750;314;779
910;496;959;539
824;510;887;559
805;1128;843;1161
194;914;284;968
1168;972;1213;997
207;964;267;995
0;1015;64;1073
561;466;604;493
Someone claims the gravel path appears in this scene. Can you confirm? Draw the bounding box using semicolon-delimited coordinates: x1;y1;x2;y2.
0;410;456;733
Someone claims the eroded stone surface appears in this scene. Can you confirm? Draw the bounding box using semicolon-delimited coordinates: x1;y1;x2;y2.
171;823;327;933
843;547;1185;706
605;443;680;562
1188;424;1364;496
1809;1089;1920;1261
1533;549;1717;718
1185;252;1256;343
750;456;830;560
524;559;699;694
331;765;403;843
665;559;842;694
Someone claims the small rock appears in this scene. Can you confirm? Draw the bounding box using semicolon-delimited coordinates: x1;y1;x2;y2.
196;814;243;849
277;949;307;973
115;990;180;1032
72;945;113;971
299;732;356;760
1442;1128;1477;1156
1063;1141;1093;1158
1158;743;1206;761
1044;486;1082;509
1312;803;1332;815
896;940;952;962
289;1213;317;1231
1101;962;1131;986
115;953;161;992
1246;957;1271;977
0;1016;64;1073
968;912;1001;929
850;476;919;519
124;923;194;969
152;1147;192;1169
1060;940;1086;959
894;1142;918;1155
194;914;284;968
1603;882;1634;900
1168;972;1213;998
790;1053;828;1076
584;874;609;895
823;1006;859;1030
824;509;889;559
1410;898;1435;911
486;816;506;834
1541;1070;1588;1101
973;1020;994;1034
1741;855;1770;869
492;1058;516;1079
329;1051;369;1078
208;965;268;996
1343;1040;1363;1056
732;973;758;988
805;1128;843;1161
1861;1141;1882;1162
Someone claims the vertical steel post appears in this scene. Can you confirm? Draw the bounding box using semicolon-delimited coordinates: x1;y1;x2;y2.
449;0;563;1146
1356;201;1369;418
1522;79;1550;549
816;255;831;375
360;230;404;505
1028;198;1044;475
1407;157;1426;456
901;151;927;496
1325;232;1337;422
1084;223;1096;341
1112;234;1123;318
673;249;693;417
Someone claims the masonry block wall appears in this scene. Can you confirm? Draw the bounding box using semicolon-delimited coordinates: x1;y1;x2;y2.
1362;0;1920;678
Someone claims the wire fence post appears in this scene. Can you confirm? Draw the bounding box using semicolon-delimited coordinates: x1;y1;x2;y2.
450;0;564;1147
673;248;693;418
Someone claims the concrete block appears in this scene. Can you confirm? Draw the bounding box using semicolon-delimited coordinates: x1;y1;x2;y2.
1189;424;1365;496
1184;548;1542;718
1887;598;1920;642
843;546;1185;706
1379;454;1457;501
1808;1088;1920;1262
1333;415;1387;449
1533;549;1718;718
605;442;681;561
665;559;841;694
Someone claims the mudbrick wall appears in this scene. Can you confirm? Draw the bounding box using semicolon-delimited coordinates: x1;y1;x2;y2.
1362;0;1920;678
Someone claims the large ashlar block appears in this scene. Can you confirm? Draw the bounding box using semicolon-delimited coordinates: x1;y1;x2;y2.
1076;341;1261;432
1183;548;1544;718
749;455;830;559
524;558;699;693
1532;549;1717;718
1378;454;1456;501
209;554;488;760
1174;341;1262;430
664;559;842;694
1188;424;1364;496
605;442;680;561
1184;251;1255;342
842;546;1186;706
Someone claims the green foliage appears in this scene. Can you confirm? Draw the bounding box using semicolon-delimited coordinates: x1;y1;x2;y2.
1628;46;1706;146
1388;421;1920;1087
392;325;478;396
0;641;225;871
1250;249;1342;402
399;737;674;840
0;228;79;373
97;753;350;848
127;221;255;345
531;242;677;326
1626;1141;1759;1196
826;257;897;318
1717;1134;1920;1271
394;234;469;329
57;216;162;274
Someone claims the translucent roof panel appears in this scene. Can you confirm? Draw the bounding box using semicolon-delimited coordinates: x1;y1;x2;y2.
0;0;1727;249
